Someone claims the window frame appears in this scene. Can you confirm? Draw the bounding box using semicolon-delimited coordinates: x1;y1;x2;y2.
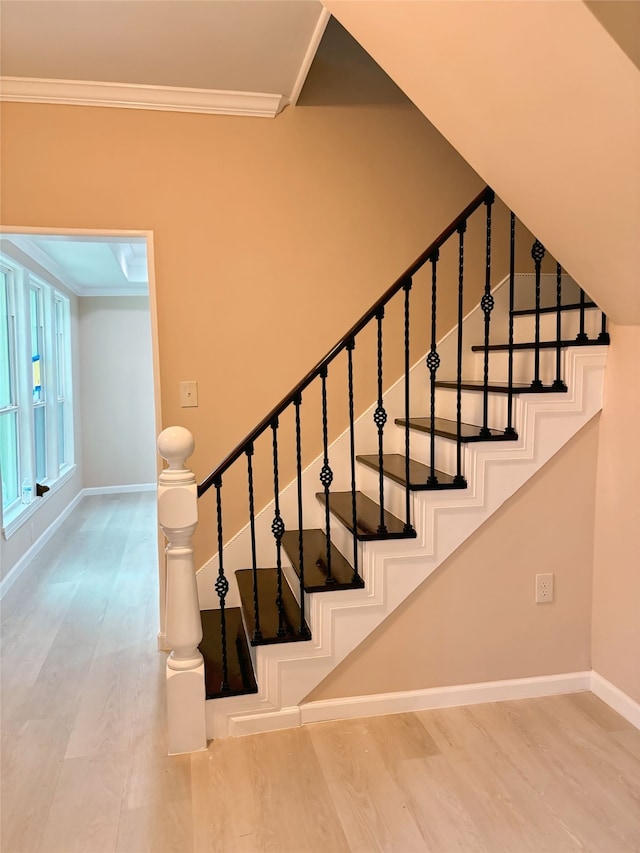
0;255;75;536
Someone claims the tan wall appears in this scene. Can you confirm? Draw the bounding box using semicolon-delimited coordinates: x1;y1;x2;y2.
306;418;600;701
79;296;156;489
323;0;640;325
0;99;484;567
592;324;640;703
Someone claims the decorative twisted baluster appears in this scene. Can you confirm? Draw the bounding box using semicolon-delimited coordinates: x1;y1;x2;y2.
479;190;495;438
246;444;262;642
576;287;588;343
294;393;310;638
319;367;335;585
505;212;517;436
454;224;467;484
270;419;286;637
402;278;415;530
530;240;545;389
426;250;441;484
374;306;388;534
552;264;568;391
346;339;361;583
213;475;230;691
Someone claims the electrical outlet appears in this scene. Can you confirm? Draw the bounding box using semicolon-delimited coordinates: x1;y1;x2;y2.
535;572;554;603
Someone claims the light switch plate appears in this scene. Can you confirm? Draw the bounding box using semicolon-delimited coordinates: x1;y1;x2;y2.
180;381;198;408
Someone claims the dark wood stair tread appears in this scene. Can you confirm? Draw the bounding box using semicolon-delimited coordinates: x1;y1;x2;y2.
357;453;467;490
395;416;516;442
199;607;258;699
471;339;608;352
236;567;311;646
282;529;364;592
435;379;568;394
316;490;416;541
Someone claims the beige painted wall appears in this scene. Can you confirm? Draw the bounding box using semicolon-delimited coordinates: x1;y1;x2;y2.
306;418;600;702
592;324;640;704
323;0;640;325
79;296;156;489
0;243;84;581
0;99;485;567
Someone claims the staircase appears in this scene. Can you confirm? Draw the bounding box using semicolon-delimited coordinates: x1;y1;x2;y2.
158;187;609;750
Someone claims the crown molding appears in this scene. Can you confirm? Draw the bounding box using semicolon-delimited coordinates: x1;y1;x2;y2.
290;7;330;106
0;77;288;118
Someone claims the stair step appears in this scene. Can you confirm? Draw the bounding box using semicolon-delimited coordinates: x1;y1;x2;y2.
236;567;311;646
281;529;364;592
317;490;417;541
471;338;608;352
435;379;568;394
357;453;467;490
199;608;258;699
395;416;516;442
511;301;597;317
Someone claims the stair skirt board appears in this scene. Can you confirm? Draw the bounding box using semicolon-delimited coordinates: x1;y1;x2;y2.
198;344;606;739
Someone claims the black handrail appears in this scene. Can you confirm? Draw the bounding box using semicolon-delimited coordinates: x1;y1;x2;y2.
198;185;494;497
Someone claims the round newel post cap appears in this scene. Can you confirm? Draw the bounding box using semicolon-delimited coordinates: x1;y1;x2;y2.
158;426;195;470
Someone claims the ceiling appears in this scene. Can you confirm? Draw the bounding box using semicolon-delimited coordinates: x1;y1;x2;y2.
0;0;330;115
4;235;150;296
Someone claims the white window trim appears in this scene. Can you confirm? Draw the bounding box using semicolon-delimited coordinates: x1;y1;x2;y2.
2;463;76;539
0;253;75;532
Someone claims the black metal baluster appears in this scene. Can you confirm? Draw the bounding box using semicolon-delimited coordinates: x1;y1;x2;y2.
319;367;335;585
294;392;311;639
454;224;467;484
479;190;495;438
346;339;362;583
246;444;262;642
426;251;441;483
374;307;388;533
576;287;588;343
552;264;567;391
505;212;517;436
530;240;545;389
598;312;610;344
214;476;229;691
270;419;286;637
403;278;415;530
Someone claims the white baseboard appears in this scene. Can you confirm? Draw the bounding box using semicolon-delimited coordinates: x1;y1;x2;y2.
300;672;593;725
0;490;84;599
83;483;156;496
591;670;640;729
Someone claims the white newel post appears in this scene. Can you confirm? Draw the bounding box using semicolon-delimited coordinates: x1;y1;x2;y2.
157;426;207;755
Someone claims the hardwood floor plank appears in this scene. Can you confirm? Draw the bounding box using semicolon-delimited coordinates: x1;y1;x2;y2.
192;727;350;853
307;717;429;852
39;751;130;853
0;717;73;853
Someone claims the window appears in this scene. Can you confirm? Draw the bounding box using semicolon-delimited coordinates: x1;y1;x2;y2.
0;255;74;527
0;268;18;509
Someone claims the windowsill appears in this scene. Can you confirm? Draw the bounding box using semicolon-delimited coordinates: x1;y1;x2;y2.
2;464;77;540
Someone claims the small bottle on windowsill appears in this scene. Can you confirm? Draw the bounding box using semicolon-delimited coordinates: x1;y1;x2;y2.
21;478;32;505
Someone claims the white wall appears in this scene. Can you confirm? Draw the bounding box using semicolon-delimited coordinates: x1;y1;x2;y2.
79;296;156;489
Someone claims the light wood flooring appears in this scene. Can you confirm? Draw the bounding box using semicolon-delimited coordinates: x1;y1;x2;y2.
1;493;639;853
